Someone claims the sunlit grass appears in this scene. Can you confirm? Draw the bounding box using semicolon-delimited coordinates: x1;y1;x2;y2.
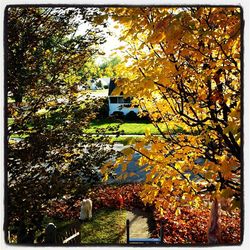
39;209;126;244
85;119;168;135
80;209;126;244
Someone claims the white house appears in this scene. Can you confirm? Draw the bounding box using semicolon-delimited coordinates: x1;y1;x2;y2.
108;79;139;116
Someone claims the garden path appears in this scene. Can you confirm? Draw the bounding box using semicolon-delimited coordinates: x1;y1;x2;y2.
124;208;154;239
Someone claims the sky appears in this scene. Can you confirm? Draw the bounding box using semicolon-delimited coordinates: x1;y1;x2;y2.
76;16;126;64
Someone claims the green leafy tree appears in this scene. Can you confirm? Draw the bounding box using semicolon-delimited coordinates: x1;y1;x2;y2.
79;59;103;82
99;56;121;77
6;7;115;243
78;56;121;84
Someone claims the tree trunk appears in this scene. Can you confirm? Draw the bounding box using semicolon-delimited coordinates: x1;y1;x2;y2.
207;197;220;244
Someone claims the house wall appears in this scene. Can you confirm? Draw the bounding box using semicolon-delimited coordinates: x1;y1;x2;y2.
108;99;139;116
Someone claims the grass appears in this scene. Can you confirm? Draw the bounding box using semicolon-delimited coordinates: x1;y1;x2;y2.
85;119;168;135
90;89;108;94
80;209;126;244
42;216;74;232
41;209;126;244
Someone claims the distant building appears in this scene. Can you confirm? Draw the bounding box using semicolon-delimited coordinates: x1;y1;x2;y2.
90;78;110;90
108;79;138;116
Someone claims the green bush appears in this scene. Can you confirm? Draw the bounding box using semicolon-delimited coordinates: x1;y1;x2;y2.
125;111;138;121
97;97;109;119
111;111;125;120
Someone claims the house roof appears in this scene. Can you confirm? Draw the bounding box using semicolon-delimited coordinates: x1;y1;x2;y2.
108;79;115;95
108;79;118;96
108;79;125;96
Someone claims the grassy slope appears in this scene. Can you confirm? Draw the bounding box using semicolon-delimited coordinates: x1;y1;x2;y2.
42;209;126;244
80;209;126;244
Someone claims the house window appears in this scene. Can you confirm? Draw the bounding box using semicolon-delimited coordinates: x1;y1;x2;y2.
117;97;124;103
110;97;117;103
124;97;131;103
109;96;132;104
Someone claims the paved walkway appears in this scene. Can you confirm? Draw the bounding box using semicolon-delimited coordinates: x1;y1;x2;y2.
124;208;153;239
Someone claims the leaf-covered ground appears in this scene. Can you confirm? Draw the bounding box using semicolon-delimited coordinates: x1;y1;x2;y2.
47;184;241;245
152;206;241;244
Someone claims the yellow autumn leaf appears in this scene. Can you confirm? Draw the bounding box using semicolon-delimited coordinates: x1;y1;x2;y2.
121;162;128;172
103;172;109;182
111;87;122;96
47;101;57;107
121;147;134;155
36;108;48;116
175;207;181;216
107;6;241;214
129;172;137;177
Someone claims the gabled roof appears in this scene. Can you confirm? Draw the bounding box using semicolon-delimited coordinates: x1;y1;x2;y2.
108;79;125;96
108;79;116;95
108;79;124;96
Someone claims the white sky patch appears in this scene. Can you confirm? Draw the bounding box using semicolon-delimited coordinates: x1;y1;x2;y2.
76;17;127;64
75;20;91;36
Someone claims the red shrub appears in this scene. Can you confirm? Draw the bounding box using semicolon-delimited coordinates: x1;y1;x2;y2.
87;184;144;210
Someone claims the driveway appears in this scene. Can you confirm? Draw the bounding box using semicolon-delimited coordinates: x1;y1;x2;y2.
107;143;149;184
107;143;206;184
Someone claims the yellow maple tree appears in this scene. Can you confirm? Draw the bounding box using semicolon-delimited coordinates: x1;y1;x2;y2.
103;7;241;213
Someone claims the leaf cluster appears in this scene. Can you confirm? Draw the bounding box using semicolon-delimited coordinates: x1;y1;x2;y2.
106;7;241;211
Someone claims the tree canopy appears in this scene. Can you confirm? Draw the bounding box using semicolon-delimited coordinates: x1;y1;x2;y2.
103;7;242;213
6;6;115;241
79;56;121;82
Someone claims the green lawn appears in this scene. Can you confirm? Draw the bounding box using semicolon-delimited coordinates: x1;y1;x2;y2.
85;119;168;135
81;89;108;96
80;209;126;244
41;209;126;244
88;89;108;94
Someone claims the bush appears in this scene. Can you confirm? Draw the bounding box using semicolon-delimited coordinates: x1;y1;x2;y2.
111;111;125;120
125;111;138;121
97;97;109;119
87;184;144;210
140;115;151;123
